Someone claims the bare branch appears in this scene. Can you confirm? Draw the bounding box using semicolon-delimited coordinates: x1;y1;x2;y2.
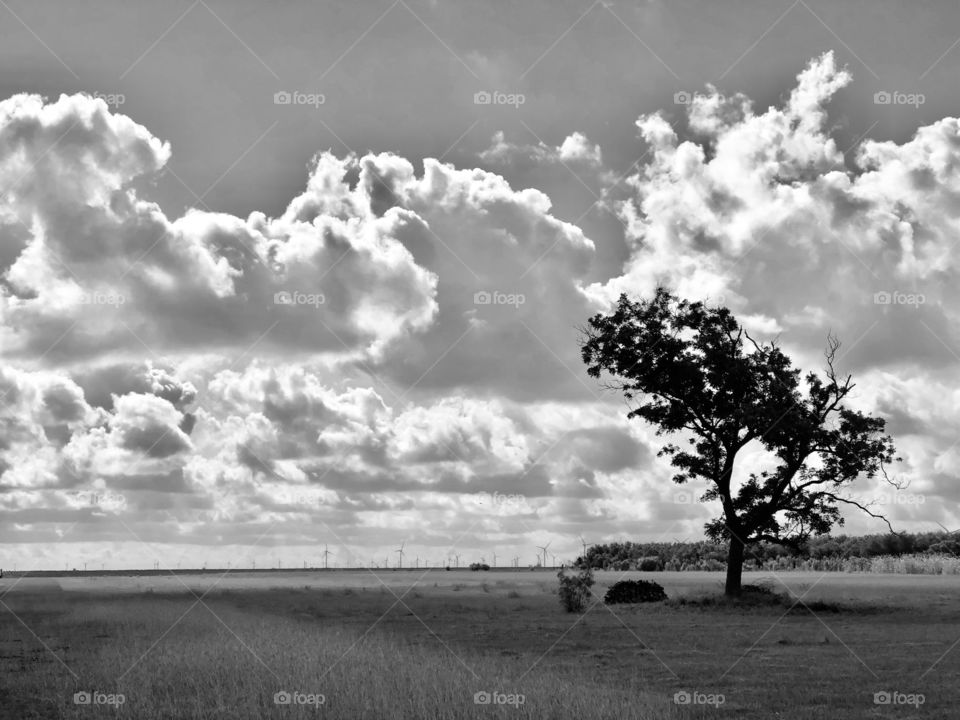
819;492;901;536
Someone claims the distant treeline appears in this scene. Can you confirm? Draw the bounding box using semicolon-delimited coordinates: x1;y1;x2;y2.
576;531;960;571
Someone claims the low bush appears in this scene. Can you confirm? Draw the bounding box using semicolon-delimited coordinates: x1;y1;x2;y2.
557;568;595;612
604;579;667;604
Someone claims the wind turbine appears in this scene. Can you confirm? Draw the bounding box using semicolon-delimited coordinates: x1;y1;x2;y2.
454;553;461;569
537;542;551;568
396;541;405;569
322;545;333;570
491;552;497;568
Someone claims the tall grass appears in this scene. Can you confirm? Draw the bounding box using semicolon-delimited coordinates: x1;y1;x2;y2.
4;593;680;719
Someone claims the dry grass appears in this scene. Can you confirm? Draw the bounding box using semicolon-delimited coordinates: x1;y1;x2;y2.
2;570;960;718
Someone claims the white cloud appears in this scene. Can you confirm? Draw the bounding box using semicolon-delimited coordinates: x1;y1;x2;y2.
480;129;603;167
558;131;602;165
4;60;960;566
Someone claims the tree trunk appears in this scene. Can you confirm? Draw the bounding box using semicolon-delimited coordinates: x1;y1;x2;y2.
725;535;745;597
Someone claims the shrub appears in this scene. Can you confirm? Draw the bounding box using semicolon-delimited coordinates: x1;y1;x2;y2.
469;562;490;571
604;579;667;604
638;557;663;572
557;568;595;612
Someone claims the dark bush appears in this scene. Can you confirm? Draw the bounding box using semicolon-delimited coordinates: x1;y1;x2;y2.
557;568;595;612
638;557;663;571
604;579;667;604
740;583;778;597
469;562;490;571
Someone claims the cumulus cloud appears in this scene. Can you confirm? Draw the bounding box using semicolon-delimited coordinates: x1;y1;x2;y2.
558;132;603;165
0;93;438;364
596;53;959;373
4;60;960;567
589;51;960;530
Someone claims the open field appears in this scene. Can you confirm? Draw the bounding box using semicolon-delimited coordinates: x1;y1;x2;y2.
1;570;957;719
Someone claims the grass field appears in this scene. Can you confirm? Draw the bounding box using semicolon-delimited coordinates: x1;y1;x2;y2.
1;570;957;719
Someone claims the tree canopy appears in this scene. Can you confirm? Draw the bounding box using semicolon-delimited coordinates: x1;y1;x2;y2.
580;289;900;594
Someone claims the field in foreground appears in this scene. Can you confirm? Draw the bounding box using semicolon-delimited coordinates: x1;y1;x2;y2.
1;570;957;719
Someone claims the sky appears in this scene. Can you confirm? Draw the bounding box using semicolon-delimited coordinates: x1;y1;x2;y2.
1;0;960;570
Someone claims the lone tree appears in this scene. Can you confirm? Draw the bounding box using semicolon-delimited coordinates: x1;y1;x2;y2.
580;289;899;596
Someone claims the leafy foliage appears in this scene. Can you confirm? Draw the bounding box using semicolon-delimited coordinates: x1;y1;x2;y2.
604;580;667;604
574;531;960;571
557;568;595;612
580;289;899;593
